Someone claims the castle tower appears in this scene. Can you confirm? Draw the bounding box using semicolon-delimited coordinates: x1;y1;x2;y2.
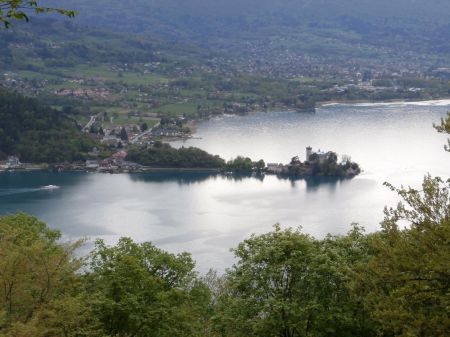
306;146;312;162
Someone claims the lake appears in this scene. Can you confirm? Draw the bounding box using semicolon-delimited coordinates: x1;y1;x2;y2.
1;100;449;271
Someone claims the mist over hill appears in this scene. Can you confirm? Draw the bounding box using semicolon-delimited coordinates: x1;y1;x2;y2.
51;0;450;29
38;0;450;75
48;0;450;45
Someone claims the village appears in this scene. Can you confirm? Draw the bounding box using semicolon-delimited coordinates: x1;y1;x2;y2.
81;113;193;148
0;152;187;174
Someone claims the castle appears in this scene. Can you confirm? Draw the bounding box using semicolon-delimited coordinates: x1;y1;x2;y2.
305;146;332;163
266;146;360;177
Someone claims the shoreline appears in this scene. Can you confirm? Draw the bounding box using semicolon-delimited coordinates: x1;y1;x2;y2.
179;97;450;140
0;166;221;174
0;167;357;180
3;97;447;176
317;97;450;108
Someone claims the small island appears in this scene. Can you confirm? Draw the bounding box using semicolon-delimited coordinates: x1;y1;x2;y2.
266;147;361;178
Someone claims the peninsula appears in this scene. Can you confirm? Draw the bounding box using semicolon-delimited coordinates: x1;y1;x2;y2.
1;144;361;179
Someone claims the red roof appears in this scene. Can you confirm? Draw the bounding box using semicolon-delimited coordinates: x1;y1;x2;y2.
113;150;128;159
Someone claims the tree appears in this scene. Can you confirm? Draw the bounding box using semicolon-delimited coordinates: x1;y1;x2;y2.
0;1;76;28
351;109;450;337
89;125;98;134
290;156;301;165
434;111;450;151
0;213;96;337
215;225;376;337
226;156;253;172
0;89;97;163
119;127;128;141
85;237;210;337
355;176;450;337
254;159;265;171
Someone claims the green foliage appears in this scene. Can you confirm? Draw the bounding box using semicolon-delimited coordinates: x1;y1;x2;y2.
0;214;211;337
0;213;94;337
289;152;360;177
119;127;128;141
214;224;376;337
127;144;267;171
127;143;226;169
434;111;450;151
355;176;450;337
0;110;448;335
85;237;209;337
212;175;450;337
1;180;449;337
0;0;76;28
225;156;266;172
313;157;360;177
46;0;450;59
0;89;97;162
1;16;448;123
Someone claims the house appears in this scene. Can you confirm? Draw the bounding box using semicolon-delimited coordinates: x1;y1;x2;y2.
113;150;128;160
85;160;99;169
6;156;21;168
88;147;100;157
121;161;141;170
266;163;287;174
101;135;120;147
98;159;112;171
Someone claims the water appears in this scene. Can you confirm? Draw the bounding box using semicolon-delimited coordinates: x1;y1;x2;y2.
1;101;449;272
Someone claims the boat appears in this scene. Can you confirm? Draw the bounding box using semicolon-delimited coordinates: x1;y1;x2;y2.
40;185;61;190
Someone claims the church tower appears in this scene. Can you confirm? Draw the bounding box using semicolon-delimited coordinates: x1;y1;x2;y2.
306;146;312;162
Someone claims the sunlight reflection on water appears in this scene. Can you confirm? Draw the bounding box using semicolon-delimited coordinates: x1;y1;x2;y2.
1;102;449;272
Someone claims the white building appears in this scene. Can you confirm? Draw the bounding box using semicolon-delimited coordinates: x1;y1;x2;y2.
6;156;21;168
85;160;99;169
266;163;287;174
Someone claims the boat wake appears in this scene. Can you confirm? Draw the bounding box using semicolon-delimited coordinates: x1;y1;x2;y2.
0;188;42;196
40;185;61;190
0;185;61;197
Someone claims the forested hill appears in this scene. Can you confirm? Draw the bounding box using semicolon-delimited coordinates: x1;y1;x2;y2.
0;89;95;163
47;0;450;56
49;0;450;32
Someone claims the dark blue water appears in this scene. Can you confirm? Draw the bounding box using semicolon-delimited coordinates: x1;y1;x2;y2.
1;101;449;271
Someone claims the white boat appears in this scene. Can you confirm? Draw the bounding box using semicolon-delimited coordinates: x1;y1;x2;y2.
40;185;61;190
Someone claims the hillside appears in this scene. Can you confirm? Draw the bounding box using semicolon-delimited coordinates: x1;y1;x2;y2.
0;88;96;163
49;0;450;35
1;13;448;127
46;0;450;59
0;0;448;149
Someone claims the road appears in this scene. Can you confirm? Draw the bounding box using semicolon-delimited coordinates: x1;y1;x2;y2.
130;122;160;144
82;115;97;132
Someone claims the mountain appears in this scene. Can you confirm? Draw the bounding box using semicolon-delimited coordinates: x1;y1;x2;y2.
1;0;448;129
47;0;450;50
36;0;450;76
